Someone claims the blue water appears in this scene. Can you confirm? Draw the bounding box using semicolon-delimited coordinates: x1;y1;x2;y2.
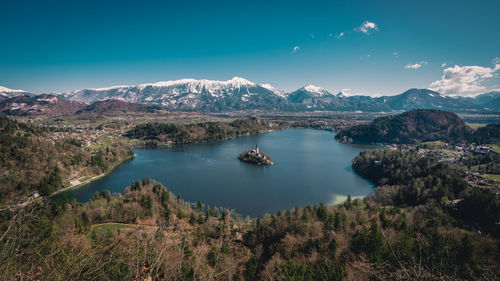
58;129;375;216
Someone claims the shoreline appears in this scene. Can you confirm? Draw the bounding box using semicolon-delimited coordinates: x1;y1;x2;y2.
51;129;279;196
131;128;278;148
51;153;135;197
328;194;366;206
52;128;371;209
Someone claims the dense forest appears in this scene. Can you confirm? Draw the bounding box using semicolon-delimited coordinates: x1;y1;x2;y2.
0;116;133;203
125;117;278;145
352;148;499;235
471;123;500;144
1;176;498;280
336;110;475;144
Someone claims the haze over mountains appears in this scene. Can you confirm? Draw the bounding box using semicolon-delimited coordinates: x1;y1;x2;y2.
1;77;500;115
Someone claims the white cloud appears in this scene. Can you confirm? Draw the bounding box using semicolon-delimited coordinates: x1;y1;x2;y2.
441;62;447;68
358;21;378;34
336;32;344;39
493;57;500;64
393;52;399;58
291;46;300;54
429;64;500;96
360;54;371;60
339;88;354;96
405;61;428;69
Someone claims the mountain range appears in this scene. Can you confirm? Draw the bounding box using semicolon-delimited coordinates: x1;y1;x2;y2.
1;78;500;115
0;86;32;102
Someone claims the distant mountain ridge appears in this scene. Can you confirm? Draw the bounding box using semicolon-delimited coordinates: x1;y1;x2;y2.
0;86;32;102
61;77;286;112
375;88;485;112
59;78;496;113
0;94;85;116
467;91;500;111
2;78;500;114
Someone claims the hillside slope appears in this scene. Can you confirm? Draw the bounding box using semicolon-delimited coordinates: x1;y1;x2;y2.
76;99;160;115
0;94;85;116
0;116;132;203
336;109;473;144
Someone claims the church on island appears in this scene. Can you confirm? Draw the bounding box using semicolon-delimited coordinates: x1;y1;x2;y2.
238;145;274;165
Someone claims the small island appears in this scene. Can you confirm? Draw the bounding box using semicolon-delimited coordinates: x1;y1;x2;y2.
238;145;274;165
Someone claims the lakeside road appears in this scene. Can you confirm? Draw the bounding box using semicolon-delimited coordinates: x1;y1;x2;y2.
51;173;106;196
50;154;135;197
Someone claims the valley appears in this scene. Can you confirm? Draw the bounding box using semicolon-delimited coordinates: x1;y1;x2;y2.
1;107;500;280
3;1;500;279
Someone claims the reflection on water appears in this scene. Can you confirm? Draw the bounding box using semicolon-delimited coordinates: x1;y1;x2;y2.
57;129;375;216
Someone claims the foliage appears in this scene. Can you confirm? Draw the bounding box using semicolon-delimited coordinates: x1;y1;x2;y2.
125;117;272;145
0;116;133;203
336;109;473;144
471;123;500;144
353;148;468;205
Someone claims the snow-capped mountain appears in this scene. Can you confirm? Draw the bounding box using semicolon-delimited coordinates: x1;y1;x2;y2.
62;80;485;113
62;77;287;111
3;79;499;115
0;86;32;101
286;85;390;111
287;85;339;110
376;89;485;112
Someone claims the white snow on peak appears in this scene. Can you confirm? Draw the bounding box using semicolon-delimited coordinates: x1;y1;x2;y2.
65;77;260;100
0;86;25;93
229;77;255;86
426;91;444;98
37;96;58;103
303;85;328;95
260;83;285;97
336;92;346;98
138;77;256;90
87;85;132;91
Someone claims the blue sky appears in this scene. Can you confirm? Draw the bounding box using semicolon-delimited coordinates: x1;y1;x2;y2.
1;0;499;96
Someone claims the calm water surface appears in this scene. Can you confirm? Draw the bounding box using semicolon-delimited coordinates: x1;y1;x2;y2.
59;129;375;216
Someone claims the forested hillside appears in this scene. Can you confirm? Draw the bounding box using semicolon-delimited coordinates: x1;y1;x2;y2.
471;123;500;144
352;148;499;234
125;118;278;145
1;177;498;280
336;110;473;144
0;116;133;203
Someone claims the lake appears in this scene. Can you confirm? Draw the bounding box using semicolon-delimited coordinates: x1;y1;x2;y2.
58;129;375;216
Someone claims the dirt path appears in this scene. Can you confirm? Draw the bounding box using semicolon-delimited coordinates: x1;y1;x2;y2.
51;173;105;196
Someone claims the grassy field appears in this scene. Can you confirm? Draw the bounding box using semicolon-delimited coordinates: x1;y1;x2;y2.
489;144;500;153
86;223;135;240
482;173;500;182
422;140;448;147
467;123;487;129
